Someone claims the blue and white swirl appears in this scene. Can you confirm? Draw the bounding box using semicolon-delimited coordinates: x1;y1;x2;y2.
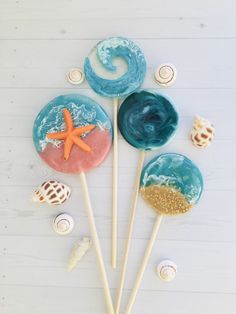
84;37;147;98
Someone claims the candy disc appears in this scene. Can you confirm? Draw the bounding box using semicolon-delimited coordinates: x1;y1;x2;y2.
33;94;113;173
84;37;146;98
140;153;203;215
118;91;179;150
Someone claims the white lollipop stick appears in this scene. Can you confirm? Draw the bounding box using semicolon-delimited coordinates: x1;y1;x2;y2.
115;151;145;313
125;215;163;314
80;172;114;314
112;98;119;269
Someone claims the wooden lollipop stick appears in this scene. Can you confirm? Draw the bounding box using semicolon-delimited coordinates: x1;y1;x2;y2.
115;150;145;314
125;214;163;314
112;98;119;269
80;172;114;314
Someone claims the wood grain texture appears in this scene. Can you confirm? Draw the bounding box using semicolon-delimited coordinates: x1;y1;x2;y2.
0;0;235;313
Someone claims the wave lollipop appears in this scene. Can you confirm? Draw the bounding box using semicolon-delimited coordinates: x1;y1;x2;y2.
115;90;178;313
84;37;146;268
33;94;114;314
125;153;203;314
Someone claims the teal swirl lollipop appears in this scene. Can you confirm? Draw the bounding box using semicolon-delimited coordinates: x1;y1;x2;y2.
125;153;203;314
115;91;178;313
84;37;147;269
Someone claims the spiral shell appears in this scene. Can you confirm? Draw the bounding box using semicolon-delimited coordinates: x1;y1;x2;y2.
154;64;177;87
67;68;84;85
32;180;71;205
157;260;177;282
67;237;92;271
53;213;74;235
190;115;215;148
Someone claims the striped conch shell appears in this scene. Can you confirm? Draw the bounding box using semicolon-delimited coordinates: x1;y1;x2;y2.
32;180;71;205
67;237;92;271
190;115;215;148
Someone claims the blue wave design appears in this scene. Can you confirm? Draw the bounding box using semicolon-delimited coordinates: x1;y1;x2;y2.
33;94;113;152
84;37;146;97
118;91;179;150
141;153;203;205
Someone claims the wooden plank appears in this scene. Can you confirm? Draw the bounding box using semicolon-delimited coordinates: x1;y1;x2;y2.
0;0;235;19
0;187;234;242
0;88;233;140
0;1;235;313
0;136;233;189
1;236;236;294
0;39;236;88
0;0;236;41
1;286;235;314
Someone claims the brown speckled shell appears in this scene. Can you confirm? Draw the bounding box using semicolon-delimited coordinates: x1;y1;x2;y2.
190;116;215;148
32;180;71;205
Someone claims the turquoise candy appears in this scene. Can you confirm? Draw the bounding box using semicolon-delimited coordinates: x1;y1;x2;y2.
118;91;179;150
32;94;113;174
33;94;112;153
140;153;203;205
84;37;146;98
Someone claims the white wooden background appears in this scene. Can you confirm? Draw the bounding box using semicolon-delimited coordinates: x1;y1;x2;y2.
1;0;236;313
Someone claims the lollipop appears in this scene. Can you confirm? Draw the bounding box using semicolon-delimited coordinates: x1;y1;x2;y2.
115;90;178;313
125;153;203;314
33;94;114;314
84;37;146;268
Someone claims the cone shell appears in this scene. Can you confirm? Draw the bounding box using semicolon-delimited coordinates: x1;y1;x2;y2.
157;260;177;282
32;180;71;205
67;237;92;271
190;115;215;148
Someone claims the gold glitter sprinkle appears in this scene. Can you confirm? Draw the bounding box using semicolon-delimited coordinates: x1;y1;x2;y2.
140;185;192;216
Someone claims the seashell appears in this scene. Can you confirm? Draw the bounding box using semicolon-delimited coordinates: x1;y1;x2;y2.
32;180;71;205
53;213;74;235
157;260;177;282
67;237;92;271
154;64;177;87
67;68;84;85
190;115;215;148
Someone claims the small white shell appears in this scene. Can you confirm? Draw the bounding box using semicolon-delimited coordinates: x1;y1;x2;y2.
32;180;71;205
154;64;177;87
67;68;84;85
53;213;74;235
67;237;92;271
157;260;177;282
190;115;215;148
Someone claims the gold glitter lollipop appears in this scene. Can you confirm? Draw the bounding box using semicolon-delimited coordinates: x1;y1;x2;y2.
124;153;203;314
141;185;192;215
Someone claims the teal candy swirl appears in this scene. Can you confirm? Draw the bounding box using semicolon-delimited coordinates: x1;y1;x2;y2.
84;37;146;98
118;91;179;150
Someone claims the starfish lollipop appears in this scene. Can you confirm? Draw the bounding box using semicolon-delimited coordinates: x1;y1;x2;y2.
33;94;114;314
115;91;178;313
125;153;203;314
84;37;146;268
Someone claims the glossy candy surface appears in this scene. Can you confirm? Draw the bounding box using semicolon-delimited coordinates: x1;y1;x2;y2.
118;91;179;150
33;94;113;173
140;153;203;215
84;37;146;98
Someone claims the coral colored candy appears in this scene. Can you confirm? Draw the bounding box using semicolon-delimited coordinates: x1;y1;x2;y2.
33;94;113;173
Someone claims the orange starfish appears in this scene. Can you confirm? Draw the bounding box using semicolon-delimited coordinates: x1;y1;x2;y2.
47;108;96;160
